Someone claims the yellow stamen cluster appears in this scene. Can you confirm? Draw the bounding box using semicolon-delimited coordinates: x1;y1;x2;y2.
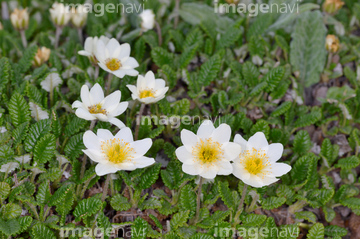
192;138;224;164
139;89;156;99
88;104;106;114
101;139;135;164
105;58;122;71
241;148;270;177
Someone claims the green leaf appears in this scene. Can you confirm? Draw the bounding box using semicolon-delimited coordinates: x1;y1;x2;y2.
324;225;347;237
290;11;327;88
18;216;32;233
180;43;199;68
161;159;182;190
8;93;31;127
36;180;51;204
17;45;38;74
132;217;148;239
64;116;87;137
31;224;56;239
170;210;190;229
218;181;235;211
179;184;197;217
261;197;286;210
307;223;324;239
242;214;267;227
73;197;102;221
24;119;52;152
133;163;161;190
64;133;85;160
12;122;29;147
216;25;242;49
0;218;21;236
242;61;260;87
34;134;56;164
294;107;322;128
323;206;336;222
0;182;10;201
1;203;22;220
48;184;74;206
295;211;317;223
335;156;360;169
110;194;131;211
271;101;292;117
293;130;312;155
340;197;360;210
0;58;11;90
151;47;174;68
198;54;221;87
250;120;270;138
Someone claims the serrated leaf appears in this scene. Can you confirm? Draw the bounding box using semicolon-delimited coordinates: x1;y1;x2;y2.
261;197;286;210
133;163;161;190
198;54;221;87
307;223;324;239
110;194;131;211
324;225;347;237
179;184;197;217
31;223;56;239
151;47;174;68
242;214;267;227
293;130;312;155
73;197;102;221
170;210;190;229
34;134;56;164
0;218;21;236
335;156;360;169
295;211;317;223
8;93;31;127
24;119;52;152
271;101;292;117
340;197;360;210
132;217;148;239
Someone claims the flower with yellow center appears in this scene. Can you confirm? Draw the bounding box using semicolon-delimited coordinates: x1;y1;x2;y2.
326;35;340;53
127;71;169;104
83;128;155;176
95;38;139;78
322;0;344;14
33;47;51;67
232;132;291;188
78;36;110;65
10;8;29;31
175;120;241;179
72;83;128;129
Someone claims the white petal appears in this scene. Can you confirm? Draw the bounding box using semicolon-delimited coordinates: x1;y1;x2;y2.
175;146;194;164
181;129;199;151
83;130;101;151
197;120;215;139
130;138;152;158
72;100;83;108
102;90;121;111
106;39;121;57
182;163;202;176
96;129;114;141
133;156;155;168
95;40;107;62
223;142;242;161
154;79;165;89
80;84;91;107
118;43;131;60
199;166;218;179
211;123;231;144
269;163;291;177
95;163;119;176
261;176;280;186
217;161;233;175
108;118;126;129
109;102;128;116
247;132;269;151
234;134;248;152
90;83;104;104
127;85;137;95
232;163;251;181
83;149;106;164
267;143;284;162
75;108;96;121
115;127;133;142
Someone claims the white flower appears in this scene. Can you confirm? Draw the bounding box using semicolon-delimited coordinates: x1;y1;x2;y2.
139;9;155;32
56;154;69;166
0;162;19;173
95;38;139;78
78;36;110;65
71;4;88;28
82;128;155;176
232;132;291;188
126;71;169;104
40;72;63;92
49;2;71;27
72;83;128;128
14;154;32;164
175;120;241;179
10;8;29;30
29;102;49;121
0;127;7;133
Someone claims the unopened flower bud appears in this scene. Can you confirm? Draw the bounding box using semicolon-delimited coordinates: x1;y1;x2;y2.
323;0;344;14
49;2;71;27
326;35;340;53
33;47;51;67
10;8;29;31
71;4;88;28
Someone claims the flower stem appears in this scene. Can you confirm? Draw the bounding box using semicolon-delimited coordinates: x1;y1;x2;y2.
155;21;162;46
105;74;113;95
135;103;145;140
55;26;63;49
174;0;180;29
20;30;27;48
80;120;96;179
326;52;333;69
101;174;111;201
234;184;248;222
77;28;83;43
94;65;99;80
194;177;203;223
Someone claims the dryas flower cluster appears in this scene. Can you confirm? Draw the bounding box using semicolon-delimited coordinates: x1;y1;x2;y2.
175;120;291;188
75;36;169;176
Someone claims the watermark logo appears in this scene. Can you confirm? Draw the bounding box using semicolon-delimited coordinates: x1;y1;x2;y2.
214;0;301;16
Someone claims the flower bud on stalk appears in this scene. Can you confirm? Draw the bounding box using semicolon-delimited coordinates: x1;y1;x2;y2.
49;2;71;48
322;0;345;14
33;47;51;67
10;8;29;47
